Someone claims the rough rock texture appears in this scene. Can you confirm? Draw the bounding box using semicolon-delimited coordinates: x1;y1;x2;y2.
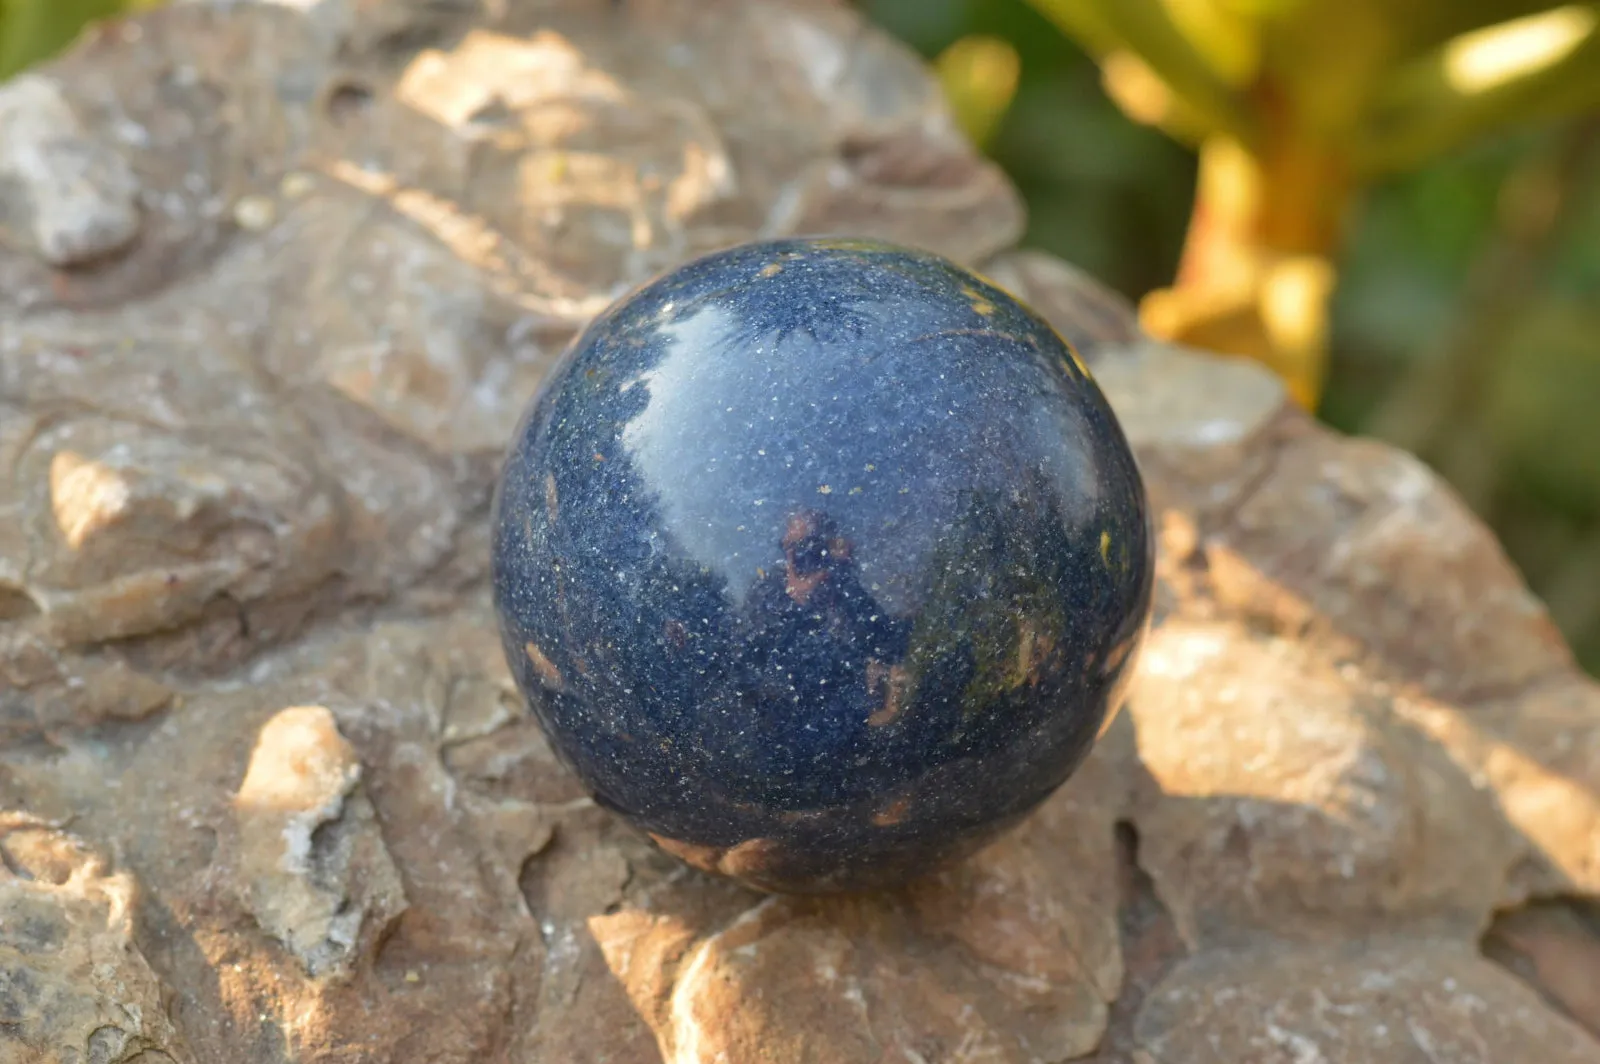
0;1;1597;1062
230;704;407;979
0;814;194;1064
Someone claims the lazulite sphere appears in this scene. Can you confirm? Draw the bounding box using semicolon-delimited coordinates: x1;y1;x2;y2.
490;237;1153;893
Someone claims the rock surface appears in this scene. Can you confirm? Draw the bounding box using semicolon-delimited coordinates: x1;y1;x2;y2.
0;1;1596;1062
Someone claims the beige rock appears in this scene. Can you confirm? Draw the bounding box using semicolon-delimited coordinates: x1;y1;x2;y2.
0;814;194;1063
1133;942;1600;1064
1127;618;1516;947
1484;902;1600;1037
1204;432;1571;702
980;249;1144;359
231;705;407;979
0;631;172;743
0;0;1595;1062
0;75;142;267
1400;673;1600;901
592;740;1129;1064
1093;341;1288;465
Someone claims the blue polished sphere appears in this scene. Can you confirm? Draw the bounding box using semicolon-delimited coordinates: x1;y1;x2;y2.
490;237;1153;893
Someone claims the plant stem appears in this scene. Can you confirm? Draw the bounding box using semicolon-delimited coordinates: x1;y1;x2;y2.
1140;130;1353;409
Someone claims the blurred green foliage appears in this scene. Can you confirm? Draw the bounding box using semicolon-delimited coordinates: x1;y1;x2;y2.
0;0;154;80
3;0;1597;671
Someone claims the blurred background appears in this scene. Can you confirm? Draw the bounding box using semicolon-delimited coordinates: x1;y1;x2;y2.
4;0;1598;674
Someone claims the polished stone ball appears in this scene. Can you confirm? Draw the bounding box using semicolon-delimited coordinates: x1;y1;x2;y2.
490;237;1153;893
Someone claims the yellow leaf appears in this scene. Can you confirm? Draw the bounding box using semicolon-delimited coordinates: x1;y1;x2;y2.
1101;51;1220;144
935;35;1022;151
1159;0;1260;85
1026;0;1256;142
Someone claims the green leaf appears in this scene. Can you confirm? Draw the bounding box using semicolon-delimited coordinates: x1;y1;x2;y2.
1023;0;1256;142
936;34;1023;150
0;0;142;80
1358;5;1600;174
